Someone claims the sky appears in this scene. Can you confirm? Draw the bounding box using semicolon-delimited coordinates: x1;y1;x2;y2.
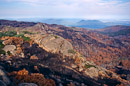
0;0;130;20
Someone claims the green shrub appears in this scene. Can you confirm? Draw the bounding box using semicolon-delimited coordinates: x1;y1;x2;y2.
0;32;4;37
15;33;31;42
0;50;6;55
0;40;4;49
85;64;96;69
0;40;5;55
22;36;31;42
22;31;33;34
51;35;58;39
81;54;84;58
0;44;4;49
4;31;17;37
68;49;76;54
54;35;58;39
15;33;24;37
0;41;4;48
0;31;17;37
7;51;11;56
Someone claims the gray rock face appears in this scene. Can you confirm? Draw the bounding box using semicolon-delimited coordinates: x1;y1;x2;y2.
85;67;99;78
0;80;7;86
2;45;16;55
18;83;38;86
127;74;130;81
0;69;10;85
25;34;74;56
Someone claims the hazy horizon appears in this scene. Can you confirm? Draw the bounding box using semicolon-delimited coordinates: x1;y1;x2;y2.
1;17;130;22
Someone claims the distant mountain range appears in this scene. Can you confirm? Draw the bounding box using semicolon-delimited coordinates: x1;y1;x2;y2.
73;20;107;29
5;18;130;29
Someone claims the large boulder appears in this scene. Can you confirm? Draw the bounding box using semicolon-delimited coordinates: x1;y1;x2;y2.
25;34;74;56
0;80;7;86
18;83;38;86
0;69;10;85
2;45;16;55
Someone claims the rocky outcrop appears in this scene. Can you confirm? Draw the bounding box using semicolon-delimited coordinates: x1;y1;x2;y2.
0;37;25;58
18;83;38;86
0;80;7;86
69;57;129;86
0;69;10;85
25;34;74;56
3;45;16;55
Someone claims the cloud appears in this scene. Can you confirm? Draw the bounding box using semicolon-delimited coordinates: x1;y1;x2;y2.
6;0;39;3
1;0;130;19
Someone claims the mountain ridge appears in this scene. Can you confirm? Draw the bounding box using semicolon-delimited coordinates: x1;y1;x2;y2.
2;19;130;29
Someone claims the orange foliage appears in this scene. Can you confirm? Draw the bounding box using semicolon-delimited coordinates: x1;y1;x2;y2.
67;82;75;86
16;44;23;54
29;40;34;46
121;60;130;69
30;55;38;60
10;69;56;86
17;68;29;76
75;57;81;65
1;36;23;45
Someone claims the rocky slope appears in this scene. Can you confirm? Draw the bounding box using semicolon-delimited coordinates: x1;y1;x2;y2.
0;20;130;85
2;22;129;69
97;25;130;32
0;31;129;86
96;25;130;42
95;25;130;78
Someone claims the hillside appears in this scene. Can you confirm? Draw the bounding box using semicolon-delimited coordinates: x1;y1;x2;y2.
0;30;129;86
0;20;130;65
97;25;130;33
0;20;130;85
96;25;130;42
